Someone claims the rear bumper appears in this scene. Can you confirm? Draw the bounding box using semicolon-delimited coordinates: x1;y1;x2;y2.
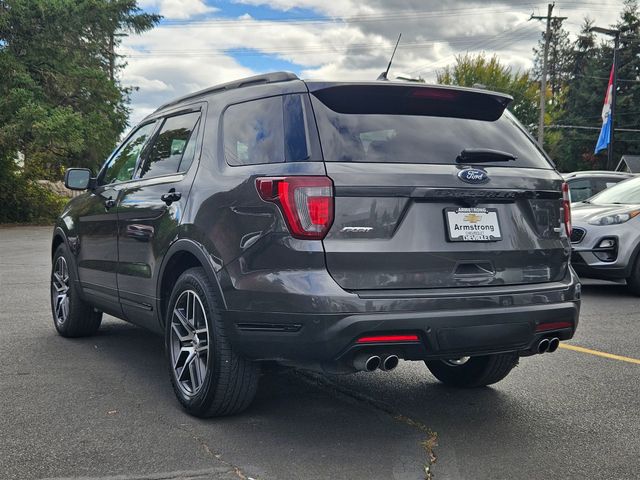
221;269;581;367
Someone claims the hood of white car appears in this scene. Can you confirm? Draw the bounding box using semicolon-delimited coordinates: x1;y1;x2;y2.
571;202;640;223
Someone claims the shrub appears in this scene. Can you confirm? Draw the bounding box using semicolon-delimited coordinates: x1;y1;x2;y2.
0;170;68;224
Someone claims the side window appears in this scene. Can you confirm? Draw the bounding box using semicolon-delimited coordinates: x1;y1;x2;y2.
102;122;156;184
224;94;311;166
138;112;201;179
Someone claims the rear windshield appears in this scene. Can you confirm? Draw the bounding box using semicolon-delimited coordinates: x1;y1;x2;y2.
310;86;552;169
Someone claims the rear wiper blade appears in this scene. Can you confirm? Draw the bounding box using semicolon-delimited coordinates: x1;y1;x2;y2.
456;148;518;163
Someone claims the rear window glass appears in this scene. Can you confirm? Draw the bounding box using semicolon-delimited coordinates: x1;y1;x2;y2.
310;87;552;169
224;94;312;166
568;179;595;203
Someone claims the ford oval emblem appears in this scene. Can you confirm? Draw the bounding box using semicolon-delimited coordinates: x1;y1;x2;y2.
458;168;489;184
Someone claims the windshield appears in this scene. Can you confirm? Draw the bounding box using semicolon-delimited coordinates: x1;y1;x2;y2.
589;176;640;205
310;89;552;168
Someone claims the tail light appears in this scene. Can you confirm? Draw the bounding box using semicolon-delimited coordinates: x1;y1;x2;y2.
562;182;572;237
256;176;334;240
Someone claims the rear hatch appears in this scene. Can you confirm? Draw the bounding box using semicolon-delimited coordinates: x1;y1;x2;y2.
308;82;569;291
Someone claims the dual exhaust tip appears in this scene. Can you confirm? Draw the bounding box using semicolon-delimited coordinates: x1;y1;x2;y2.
354;354;399;372
537;337;560;354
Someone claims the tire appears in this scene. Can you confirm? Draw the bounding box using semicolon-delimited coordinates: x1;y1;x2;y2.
626;254;640;296
50;244;102;337
165;267;259;417
425;353;518;388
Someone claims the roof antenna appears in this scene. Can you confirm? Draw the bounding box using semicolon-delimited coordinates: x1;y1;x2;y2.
377;33;402;81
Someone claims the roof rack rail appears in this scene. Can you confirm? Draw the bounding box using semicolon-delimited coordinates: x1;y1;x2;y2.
154;71;299;112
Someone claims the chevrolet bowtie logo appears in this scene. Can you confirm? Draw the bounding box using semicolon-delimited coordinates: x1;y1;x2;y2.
463;213;482;223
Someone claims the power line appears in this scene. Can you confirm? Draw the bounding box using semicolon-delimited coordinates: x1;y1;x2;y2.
407;22;539;76
160;7;535;28
548;124;640;133
125;36;531;57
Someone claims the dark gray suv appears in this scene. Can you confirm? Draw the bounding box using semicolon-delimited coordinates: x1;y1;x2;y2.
51;72;580;417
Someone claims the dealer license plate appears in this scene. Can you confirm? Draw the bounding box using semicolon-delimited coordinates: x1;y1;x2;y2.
445;207;502;242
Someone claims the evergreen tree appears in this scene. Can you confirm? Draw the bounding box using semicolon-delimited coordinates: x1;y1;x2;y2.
533;18;572;104
549;19;607;171
0;0;160;178
611;0;640;166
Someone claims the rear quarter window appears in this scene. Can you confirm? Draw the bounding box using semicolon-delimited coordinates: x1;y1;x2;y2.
223;94;318;166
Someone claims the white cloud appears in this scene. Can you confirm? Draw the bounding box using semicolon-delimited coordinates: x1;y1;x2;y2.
120;0;628;125
138;0;217;19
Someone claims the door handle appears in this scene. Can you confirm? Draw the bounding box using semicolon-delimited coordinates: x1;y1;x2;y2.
160;189;182;205
104;197;116;210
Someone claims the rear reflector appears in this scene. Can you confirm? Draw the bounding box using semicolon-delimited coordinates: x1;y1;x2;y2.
535;321;573;333
256;176;334;240
356;334;420;344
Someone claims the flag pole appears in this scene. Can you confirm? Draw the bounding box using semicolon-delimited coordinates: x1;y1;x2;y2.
607;32;620;170
590;26;621;170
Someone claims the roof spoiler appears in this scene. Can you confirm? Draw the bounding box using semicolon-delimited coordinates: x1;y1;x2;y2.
308;83;513;122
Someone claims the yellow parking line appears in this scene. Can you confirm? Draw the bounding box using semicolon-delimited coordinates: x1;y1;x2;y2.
559;343;640;365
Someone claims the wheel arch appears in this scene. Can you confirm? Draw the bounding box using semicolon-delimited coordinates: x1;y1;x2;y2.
52;228;67;259
627;240;640;278
156;239;227;329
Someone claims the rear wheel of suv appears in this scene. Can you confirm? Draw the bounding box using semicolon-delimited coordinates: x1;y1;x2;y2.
425;353;518;388
165;267;259;417
51;244;102;337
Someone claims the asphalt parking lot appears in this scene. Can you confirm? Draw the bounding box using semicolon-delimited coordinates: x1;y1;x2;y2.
1;226;638;480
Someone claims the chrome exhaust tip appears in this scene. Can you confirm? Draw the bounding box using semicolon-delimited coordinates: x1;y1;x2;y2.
537;338;550;354
381;355;399;371
354;355;381;372
547;337;560;353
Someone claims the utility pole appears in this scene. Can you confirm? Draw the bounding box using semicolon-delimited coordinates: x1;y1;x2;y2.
531;4;567;146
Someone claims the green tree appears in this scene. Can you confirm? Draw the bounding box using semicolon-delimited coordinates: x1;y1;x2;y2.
547;19;606;171
0;0;160;178
611;0;640;167
550;1;640;171
533;18;572;104
436;53;539;131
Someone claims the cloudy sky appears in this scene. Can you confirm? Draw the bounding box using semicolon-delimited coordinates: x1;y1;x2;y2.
121;0;627;124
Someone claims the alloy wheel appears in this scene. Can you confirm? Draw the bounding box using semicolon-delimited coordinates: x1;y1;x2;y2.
170;290;210;397
442;356;471;366
52;256;70;326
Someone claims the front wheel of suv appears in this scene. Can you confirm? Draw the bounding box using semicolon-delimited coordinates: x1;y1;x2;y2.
51;244;102;337
165;267;259;417
625;254;640;296
425;353;518;388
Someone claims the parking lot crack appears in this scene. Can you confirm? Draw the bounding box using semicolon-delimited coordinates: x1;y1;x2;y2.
173;425;255;480
291;369;438;480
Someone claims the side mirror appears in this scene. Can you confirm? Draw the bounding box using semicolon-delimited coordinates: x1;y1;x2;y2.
64;168;94;191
